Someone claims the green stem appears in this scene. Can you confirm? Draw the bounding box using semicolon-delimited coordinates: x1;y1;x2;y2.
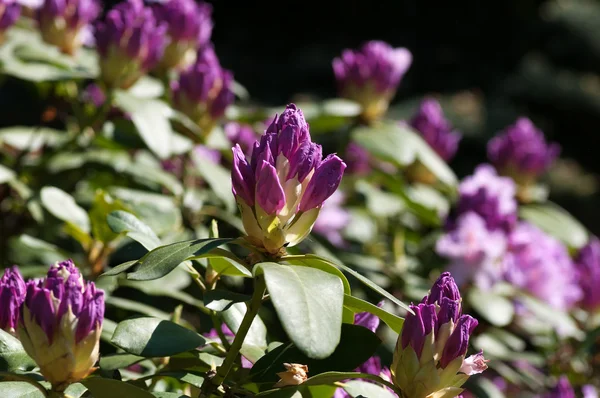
199;275;266;397
0;372;49;397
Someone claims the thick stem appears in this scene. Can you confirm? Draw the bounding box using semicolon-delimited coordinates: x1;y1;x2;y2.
199;275;266;397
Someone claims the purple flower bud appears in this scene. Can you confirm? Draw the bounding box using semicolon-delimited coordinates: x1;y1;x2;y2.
0;0;21;41
36;0;99;54
540;376;576;398
171;46;234;132
409;98;462;161
440;315;478;368
231;104;345;254
0;266;26;333
575;237;600;311
299;154;347;212
504;222;582;311
152;0;212;70
425;272;461;305
437;297;460;327
18;260;104;390
333;41;412;121
224;122;259;155
488;118;560;184
96;0;167;89
400;303;437;358
456;164;518;232
353;301;383;333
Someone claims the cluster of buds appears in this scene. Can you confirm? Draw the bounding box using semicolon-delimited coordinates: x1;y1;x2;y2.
231;104;346;255
36;0;100;55
95;0;166;89
18;260;104;392
392;272;487;398
171;45;234;134
333;40;412;122
575;237;600;312
0;267;26;334
487;117;560;192
151;0;212;71
410;98;461;162
0;0;21;44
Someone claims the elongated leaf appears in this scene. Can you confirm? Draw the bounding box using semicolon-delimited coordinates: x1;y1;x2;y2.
250;324;381;383
82;378;154;398
307;255;412;314
255;262;343;359
343;295;404;334
99;353;145;371
0;330;35;371
343;380;397;398
204;289;251;312
107;210;161;250
283;256;351;294
519;202;588;249
222;302;267;349
125;238;232;280
111;317;205;357
353;122;457;186
0;127;69;151
0;382;45;398
208;257;252;278
40;186;90;233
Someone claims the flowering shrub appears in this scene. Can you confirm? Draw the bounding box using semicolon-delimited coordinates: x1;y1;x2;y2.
0;2;597;398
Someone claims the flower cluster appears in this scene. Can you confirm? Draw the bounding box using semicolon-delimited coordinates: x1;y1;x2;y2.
95;0;167;89
333;40;412;122
171;45;234;134
392;273;487;398
18;260;104;391
409;98;462;162
488;117;560;187
151;0;212;70
36;0;100;54
231;104;346;255
0;0;21;43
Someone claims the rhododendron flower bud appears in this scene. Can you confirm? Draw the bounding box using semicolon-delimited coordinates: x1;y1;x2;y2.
224;122;258;155
172;45;234;134
18;260;104;392
36;0;99;54
410;98;461;162
0;0;21;43
231;104;346;255
575;237;600;311
392;272;486;398
333;40;412;122
95;0;167;89
488;117;560;186
152;0;212;70
0;266;26;334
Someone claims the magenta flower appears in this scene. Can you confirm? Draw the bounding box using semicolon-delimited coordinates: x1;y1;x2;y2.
488;117;560;185
224;122;259;155
575;237;600;311
538;376;576;398
231;104;346;254
0;266;26;334
0;0;20;42
333;40;412;121
409;98;461;162
95;0;167;89
18;260;104;391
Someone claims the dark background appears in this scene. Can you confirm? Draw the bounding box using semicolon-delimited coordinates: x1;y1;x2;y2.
2;0;600;233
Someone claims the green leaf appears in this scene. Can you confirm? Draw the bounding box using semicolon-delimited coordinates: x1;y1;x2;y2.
343;380;397;398
111;317;206;357
321;99;362;117
0;164;15;184
82;378;154;398
0;127;69;151
222;302;268;349
107;210;161;250
128;76;165;99
0;330;35;371
204;289;251;312
124;238;232;280
114;92;175;159
308;255;412;314
352;122;457;186
519;202;588;249
99;353;145;371
355;181;405;217
468;289;514;327
283;256;351;295
343;295;404;334
255;262;344;359
208;257;252;278
0;382;45;398
191;151;236;212
250;324;381;383
40;186;90;233
89;191;128;244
